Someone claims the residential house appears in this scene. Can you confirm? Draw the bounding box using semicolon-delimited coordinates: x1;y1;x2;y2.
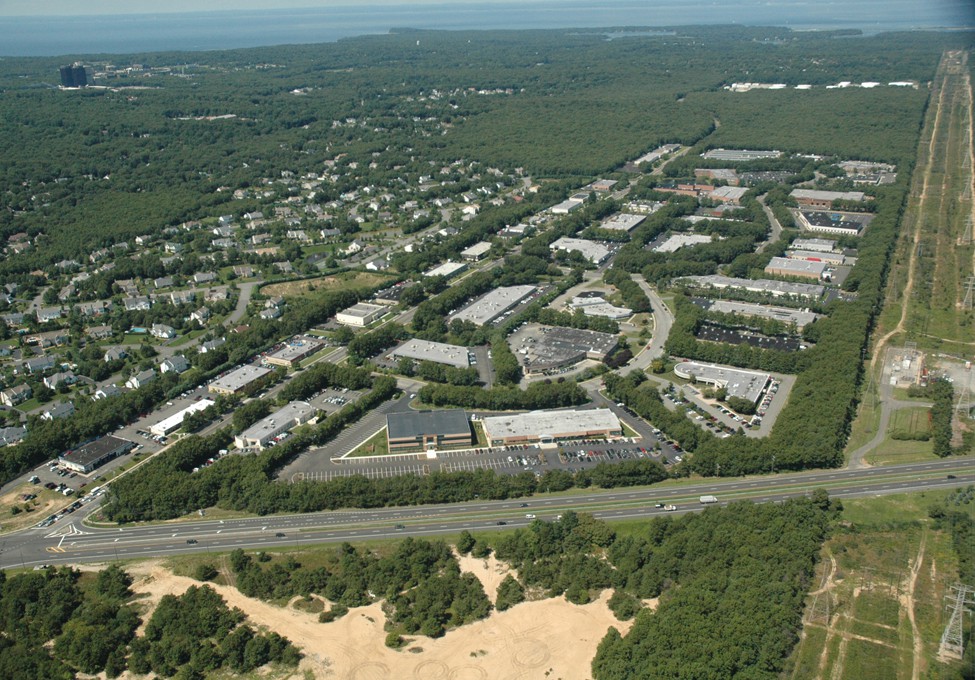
44;371;77;390
86;325;114;340
125;370;156;389
169;291;195;306
123;296;152;311
151;324;176;339
189;307;211;324
75;300;112;317
36;307;64;323
0;426;27;446
154;276;174;289
195;273;219;286
1;384;32;407
94;384;122;400
41;402;75;421
24;356;56;374
104;346;128;363
160;355;190;374
200;337;226;353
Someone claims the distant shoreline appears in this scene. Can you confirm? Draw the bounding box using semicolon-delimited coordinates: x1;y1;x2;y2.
1;1;968;58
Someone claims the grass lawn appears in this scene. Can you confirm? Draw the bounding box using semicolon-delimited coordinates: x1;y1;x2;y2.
0;483;75;534
261;272;393;299
889;407;931;438
865;437;935;466
347;429;390;457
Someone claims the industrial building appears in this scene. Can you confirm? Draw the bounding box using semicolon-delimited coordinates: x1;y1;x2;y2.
208;365;272;396
390;339;470;369
677;275;825;300
791;238;838;253
794;210;872;236
150;399;216;436
702;148;782;161
550;198;585;214
513;324;618;374
790;189;866;208
652;234;714;253
59;64;88;88
482;408;622;445
550;237;611;264
633;143;680;166
599;213;646;232
691;298;821;330
59;435;135;473
423;261;468;279
460;241;493;261
786;249;846;265
673;362;771;405
385;409;472;452
265;337;325;368
764;257;828;280
450;285;537;326
567;295;633;320
335;302;387;327
708;186;749;204
234;401;316;450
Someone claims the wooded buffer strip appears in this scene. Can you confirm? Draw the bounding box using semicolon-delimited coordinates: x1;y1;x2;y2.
591;497;833;680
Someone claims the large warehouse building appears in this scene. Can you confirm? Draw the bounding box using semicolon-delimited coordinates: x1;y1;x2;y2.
234;401;317;450
390;339;470;369
482;408;622;445
673;361;771;405
386;409;472;453
265;337;325;368
514;324;618;375
59;435;135;473
335;302;387;327
450;285;536;326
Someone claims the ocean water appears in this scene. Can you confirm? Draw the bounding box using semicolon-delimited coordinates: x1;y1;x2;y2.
1;0;971;57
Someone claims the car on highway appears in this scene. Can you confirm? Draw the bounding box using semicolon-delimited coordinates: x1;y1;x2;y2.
525;514;536;519
394;524;405;530
186;539;198;544
663;505;677;511
495;521;507;525
275;532;286;537
519;503;529;507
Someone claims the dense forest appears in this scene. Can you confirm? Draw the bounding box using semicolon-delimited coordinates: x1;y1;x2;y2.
0;27;961;271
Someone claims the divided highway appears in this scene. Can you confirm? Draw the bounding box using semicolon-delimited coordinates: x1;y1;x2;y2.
1;458;971;571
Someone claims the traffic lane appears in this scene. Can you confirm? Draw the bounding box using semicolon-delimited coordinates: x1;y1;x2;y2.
70;457;975;543
13;473;974;571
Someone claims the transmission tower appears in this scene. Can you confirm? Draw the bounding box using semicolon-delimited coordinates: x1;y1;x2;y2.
939;583;975;661
963;276;975;311
960;215;972;246
808;591;831;625
957;361;973;415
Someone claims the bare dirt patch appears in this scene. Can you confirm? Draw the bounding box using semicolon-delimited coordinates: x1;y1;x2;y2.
124;560;632;680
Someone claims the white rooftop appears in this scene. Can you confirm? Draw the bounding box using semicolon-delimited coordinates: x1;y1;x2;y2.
599;213;646;232
424;261;468;278
550;237;610;264
451;285;536;326
654;234;713;253
482;408;620;440
391;339;470;369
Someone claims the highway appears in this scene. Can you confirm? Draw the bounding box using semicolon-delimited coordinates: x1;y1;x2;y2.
2;457;971;571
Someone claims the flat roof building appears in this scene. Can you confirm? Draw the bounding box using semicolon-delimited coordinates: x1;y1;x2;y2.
599;213;646;232
514;324;618;374
335;302;387;327
790;238;838;253
795;210;872;236
786;249;845;265
653;234;713;253
265;337;325;368
708;185;749;204
702;148;782;161
390;339;470;369
677;275;825;300
150;399;216;436
234;401;316;450
482;408;621;445
450;285;536;326
550;198;585;214
208;365;273;396
550;237;611;264
461;241;493;261
633;143;680;166
764;256;827;280
423;261;468;279
59;435;135;473
386;409;472;452
790;189;866;208
673;362;771;405
691;298;821;330
568;296;633;320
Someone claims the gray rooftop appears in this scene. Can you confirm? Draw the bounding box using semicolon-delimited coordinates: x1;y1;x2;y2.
674;362;771;403
765;257;827;277
210;365;272;392
482;408;620;440
599;213;646;232
693;298;821;330
239;401;315;442
391;339;470;369
451;285;536;326
677;275;825;299
550;237;610;264
386;409;470;439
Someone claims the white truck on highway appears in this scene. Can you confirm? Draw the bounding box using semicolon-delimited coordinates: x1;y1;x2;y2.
699;495;718;504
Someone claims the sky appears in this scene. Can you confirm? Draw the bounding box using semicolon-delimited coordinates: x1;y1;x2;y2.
0;0;971;22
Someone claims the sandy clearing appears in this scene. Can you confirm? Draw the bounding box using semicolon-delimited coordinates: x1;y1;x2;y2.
123;561;634;680
455;551;519;604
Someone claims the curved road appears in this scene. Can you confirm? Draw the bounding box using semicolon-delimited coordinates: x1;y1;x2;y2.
1;458;971;570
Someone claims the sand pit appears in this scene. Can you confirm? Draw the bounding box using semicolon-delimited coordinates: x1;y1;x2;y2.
455;551;519;603
124;560;634;680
